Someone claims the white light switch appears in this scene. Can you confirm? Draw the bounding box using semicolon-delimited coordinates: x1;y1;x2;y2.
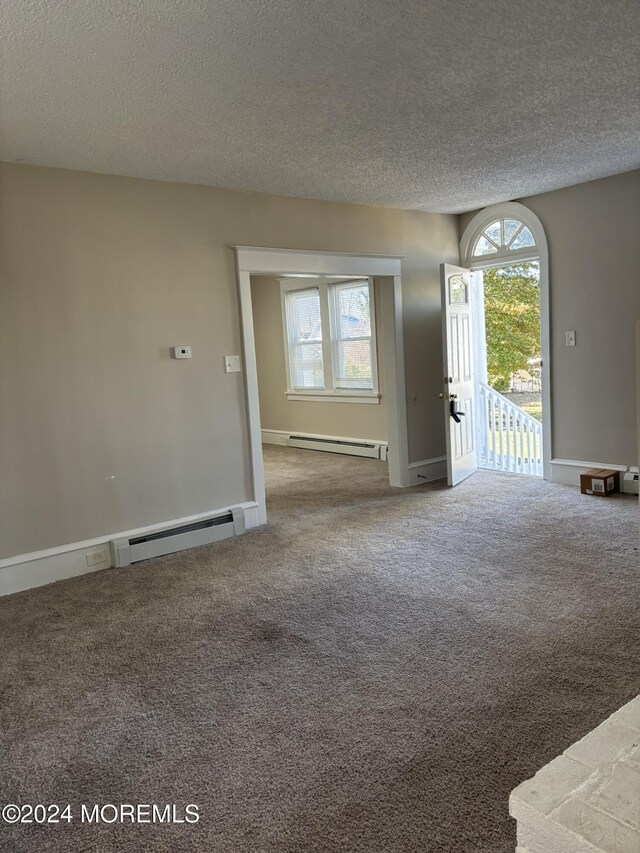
565;331;576;347
224;355;242;373
171;346;192;359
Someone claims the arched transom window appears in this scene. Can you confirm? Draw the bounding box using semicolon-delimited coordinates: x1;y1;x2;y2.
472;217;536;258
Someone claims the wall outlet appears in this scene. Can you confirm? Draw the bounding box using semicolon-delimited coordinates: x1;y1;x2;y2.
86;548;108;567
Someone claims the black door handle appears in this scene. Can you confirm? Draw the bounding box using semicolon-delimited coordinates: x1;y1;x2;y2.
450;399;465;423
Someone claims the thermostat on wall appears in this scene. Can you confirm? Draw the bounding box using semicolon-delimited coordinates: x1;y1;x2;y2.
171;346;192;359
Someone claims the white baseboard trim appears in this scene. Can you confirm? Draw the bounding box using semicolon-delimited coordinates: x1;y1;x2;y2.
406;455;447;486
261;429;291;446
0;501;260;598
550;458;629;487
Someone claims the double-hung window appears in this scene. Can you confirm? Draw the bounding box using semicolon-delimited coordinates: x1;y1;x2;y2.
284;287;324;390
281;278;379;403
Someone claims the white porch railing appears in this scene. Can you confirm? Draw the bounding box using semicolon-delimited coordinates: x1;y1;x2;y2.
478;382;543;476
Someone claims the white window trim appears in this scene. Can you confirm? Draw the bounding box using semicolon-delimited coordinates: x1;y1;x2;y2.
460;202;542;268
285;392;381;404
281;283;325;393
280;277;380;404
329;279;380;398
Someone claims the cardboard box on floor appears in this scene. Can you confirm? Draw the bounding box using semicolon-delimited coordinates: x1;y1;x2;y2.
580;468;620;496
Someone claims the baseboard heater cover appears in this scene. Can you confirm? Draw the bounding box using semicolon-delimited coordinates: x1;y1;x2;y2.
622;469;639;495
286;435;381;459
111;507;245;567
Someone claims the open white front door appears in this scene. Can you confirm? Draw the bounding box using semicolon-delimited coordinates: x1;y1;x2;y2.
440;263;478;486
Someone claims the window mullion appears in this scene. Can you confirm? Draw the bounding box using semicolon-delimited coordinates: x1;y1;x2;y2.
368;277;379;393
317;282;333;391
335;335;369;344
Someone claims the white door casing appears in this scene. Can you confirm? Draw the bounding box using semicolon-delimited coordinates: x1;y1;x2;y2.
459;202;551;480
440;263;478;486
234;247;409;525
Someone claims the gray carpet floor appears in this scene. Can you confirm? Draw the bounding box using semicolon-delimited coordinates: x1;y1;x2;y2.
1;446;639;853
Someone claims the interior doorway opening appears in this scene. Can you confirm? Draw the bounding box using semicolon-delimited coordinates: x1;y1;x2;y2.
249;272;391;509
234;247;408;525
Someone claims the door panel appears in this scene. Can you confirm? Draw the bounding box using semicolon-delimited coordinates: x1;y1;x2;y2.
441;263;478;486
461;315;471;380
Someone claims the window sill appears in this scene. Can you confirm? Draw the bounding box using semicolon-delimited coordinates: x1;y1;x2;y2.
285;391;381;405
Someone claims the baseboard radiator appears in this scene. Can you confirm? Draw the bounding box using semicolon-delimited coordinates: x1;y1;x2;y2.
111;507;245;567
286;435;382;459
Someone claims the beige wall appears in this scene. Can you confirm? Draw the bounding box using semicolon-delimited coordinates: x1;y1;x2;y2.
0;162;459;559
460;170;640;467
637;320;640;475
250;276;388;440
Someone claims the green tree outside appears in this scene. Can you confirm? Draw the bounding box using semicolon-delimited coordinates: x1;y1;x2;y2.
484;262;541;393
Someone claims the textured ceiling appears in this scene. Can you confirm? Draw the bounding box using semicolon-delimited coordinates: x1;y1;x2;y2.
2;0;639;213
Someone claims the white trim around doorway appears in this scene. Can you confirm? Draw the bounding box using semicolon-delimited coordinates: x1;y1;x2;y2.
459;203;552;481
234;247;409;525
